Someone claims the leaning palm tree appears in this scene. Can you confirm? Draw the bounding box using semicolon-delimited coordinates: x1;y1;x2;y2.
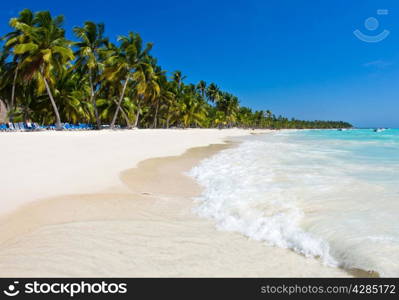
104;32;153;129
10;11;74;129
74;21;108;129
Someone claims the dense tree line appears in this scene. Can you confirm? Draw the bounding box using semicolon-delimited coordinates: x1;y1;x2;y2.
0;9;352;130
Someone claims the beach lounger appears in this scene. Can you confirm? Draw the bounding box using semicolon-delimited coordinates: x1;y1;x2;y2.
13;123;21;131
25;122;34;130
7;123;15;131
18;122;27;131
31;123;39;130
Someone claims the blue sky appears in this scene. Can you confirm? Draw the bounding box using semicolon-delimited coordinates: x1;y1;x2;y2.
1;0;398;127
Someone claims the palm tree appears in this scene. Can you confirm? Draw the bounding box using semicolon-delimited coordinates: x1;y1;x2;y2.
206;82;220;103
265;110;273;128
196;80;207;100
151;64;166;128
132;60;160;128
214;111;226;128
104;32;152;129
237;106;252;128
225;94;239;127
172;70;186;89
1;8;34;122
157;78;175;128
181;91;207;128
54;66;93;123
74;21;108;129
9;11;74;129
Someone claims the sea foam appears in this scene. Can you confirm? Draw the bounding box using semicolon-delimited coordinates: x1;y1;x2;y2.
188;129;399;276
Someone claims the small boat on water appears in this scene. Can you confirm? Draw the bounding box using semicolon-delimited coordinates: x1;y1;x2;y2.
338;128;347;131
374;128;386;132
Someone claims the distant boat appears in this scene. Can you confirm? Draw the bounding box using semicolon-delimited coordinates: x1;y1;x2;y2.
338;128;347;131
374;128;386;132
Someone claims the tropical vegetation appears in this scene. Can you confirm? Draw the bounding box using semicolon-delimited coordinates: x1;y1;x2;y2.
0;9;352;130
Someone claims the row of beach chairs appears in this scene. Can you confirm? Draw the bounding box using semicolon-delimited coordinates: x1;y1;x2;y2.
0;122;41;131
0;122;95;132
62;123;94;130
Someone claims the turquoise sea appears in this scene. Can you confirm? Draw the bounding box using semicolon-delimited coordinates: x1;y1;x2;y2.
189;129;399;276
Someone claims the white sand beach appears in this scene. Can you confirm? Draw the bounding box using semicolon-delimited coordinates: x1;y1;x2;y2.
0;129;352;277
0;129;258;215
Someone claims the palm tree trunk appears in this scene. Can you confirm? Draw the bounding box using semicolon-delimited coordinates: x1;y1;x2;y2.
152;99;159;128
89;71;101;129
110;76;129;129
112;98;131;128
165;105;170;128
166;115;171;128
134;100;141;128
42;74;62;130
9;67;18;123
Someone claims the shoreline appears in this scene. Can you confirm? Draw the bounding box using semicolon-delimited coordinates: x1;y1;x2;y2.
0;130;358;277
0;128;266;216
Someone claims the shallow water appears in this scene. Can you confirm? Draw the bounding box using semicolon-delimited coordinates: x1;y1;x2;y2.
189;129;399;277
